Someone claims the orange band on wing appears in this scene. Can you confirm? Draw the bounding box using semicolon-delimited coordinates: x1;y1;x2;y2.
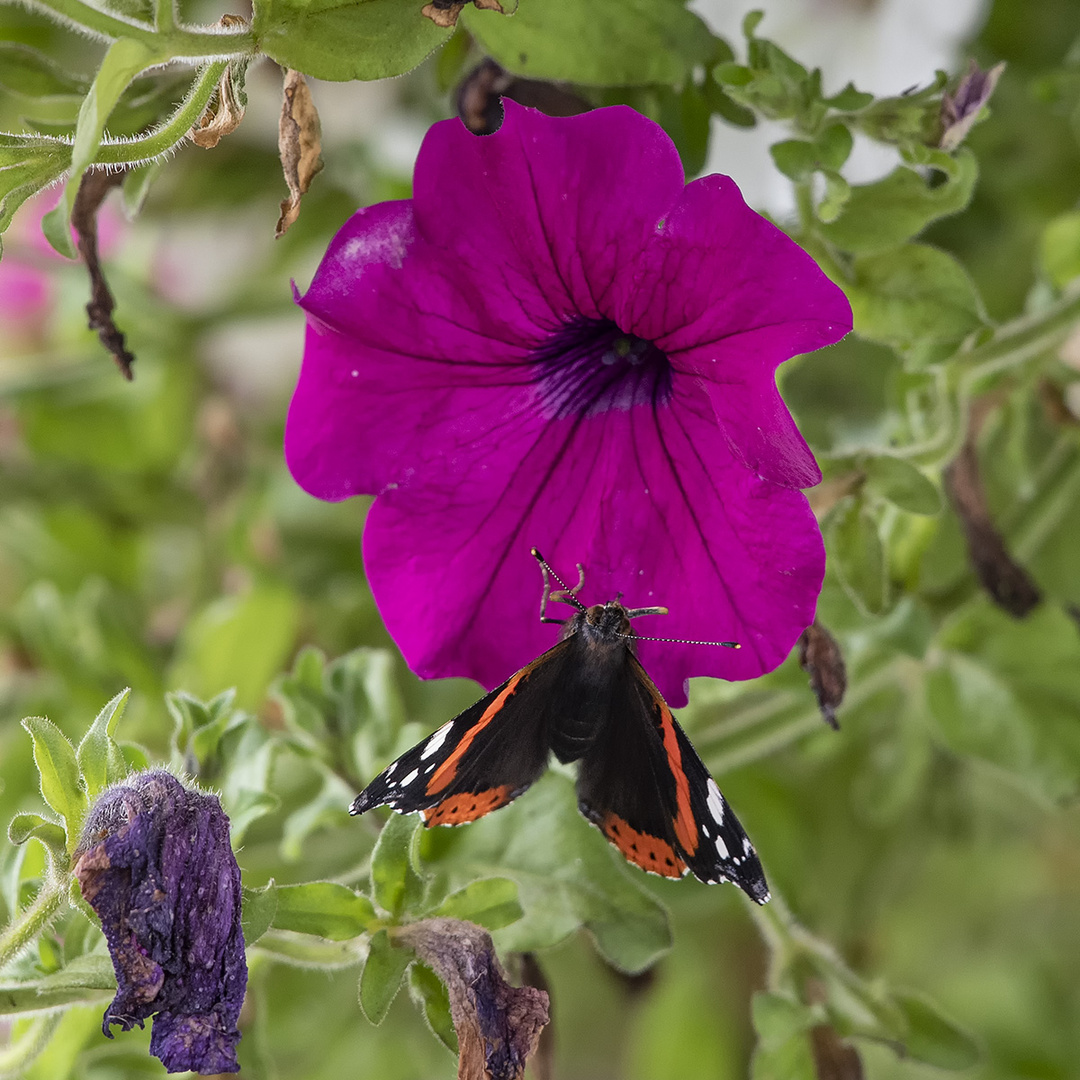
600;813;687;879
425;668;528;795
422;785;515;826
639;667;698;857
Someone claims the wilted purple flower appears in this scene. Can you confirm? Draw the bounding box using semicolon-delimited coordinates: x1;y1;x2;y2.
74;770;246;1074
286;101;851;706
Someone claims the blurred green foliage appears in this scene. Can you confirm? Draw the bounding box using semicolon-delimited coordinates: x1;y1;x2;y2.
2;0;1080;1077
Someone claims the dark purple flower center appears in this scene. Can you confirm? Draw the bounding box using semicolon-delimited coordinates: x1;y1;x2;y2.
529;317;673;420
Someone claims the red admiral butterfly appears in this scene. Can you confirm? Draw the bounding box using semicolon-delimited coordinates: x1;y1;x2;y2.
351;551;770;903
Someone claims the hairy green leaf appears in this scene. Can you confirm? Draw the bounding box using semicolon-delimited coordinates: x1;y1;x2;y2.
358;928;411;1024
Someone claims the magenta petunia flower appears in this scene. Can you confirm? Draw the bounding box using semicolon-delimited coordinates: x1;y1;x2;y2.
286;101;851;706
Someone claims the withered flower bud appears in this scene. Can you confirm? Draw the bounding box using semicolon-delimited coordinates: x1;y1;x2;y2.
74;770;246;1074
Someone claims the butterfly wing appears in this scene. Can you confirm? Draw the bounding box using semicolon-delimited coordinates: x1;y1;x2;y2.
350;641;573;827
576;654;770;902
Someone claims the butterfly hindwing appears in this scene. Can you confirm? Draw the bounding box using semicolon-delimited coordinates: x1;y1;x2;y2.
350;641;573;827
576;654;769;902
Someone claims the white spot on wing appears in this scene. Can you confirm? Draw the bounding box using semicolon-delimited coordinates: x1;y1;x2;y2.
715;835;730;860
401;769;419;786
385;761;397;777
706;779;726;825
420;722;453;760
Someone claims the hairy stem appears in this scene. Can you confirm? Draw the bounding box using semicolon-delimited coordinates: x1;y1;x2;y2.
0;878;66;971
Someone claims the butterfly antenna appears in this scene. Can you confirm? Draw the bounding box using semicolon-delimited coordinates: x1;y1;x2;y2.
620;631;741;649
532;548;588;622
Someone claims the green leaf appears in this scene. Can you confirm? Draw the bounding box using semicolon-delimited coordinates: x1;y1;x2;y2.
815;122;854;170
751;991;818;1051
863;456;942;515
41;36;162;257
462;0;715;86
408;962;457;1052
818;170;851;223
21;717;86;845
370;812;424;920
430;878;523;931
35;953;115;992
769;139;818;181
241;883;279;946
819;151;978;255
420;774;671;974
76;689;130;800
825;82;874;111
7;814;68;867
252;0;450;82
272;882;377;940
358;928;412;1024
926;656;1034;773
895;990;981;1069
826;498;889;616
250;930;368;968
0;135;70;241
0;43;88;125
121;159;163;217
846;244;987;359
171;584;300;710
1040;209;1080;288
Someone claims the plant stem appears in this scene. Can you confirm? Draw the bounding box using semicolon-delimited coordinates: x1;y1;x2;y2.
94;61;226;165
18;0;257;57
964;282;1080;386
0;878;66;971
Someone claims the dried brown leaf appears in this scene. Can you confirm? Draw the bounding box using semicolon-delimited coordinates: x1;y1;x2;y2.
422;0;503;29
395;919;549;1080
277;69;323;238
798;620;846;730
72;169;134;380
944;440;1041;617
809;1024;864;1080
191;62;246;149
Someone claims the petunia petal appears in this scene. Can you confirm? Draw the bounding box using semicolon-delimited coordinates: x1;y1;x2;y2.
613;174;852;488
411;100;687;325
363;373;824;708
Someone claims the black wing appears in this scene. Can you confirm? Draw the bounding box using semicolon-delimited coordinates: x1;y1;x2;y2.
350;640;574;827
576;654;770;902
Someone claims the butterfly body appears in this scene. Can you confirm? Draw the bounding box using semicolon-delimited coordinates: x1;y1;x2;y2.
351;598;770;904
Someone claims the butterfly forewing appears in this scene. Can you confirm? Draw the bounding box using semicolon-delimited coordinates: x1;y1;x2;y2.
350;641;573;826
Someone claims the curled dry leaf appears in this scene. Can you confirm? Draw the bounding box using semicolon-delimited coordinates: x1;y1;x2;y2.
394;918;549;1080
798;620;846;730
422;0;503;29
191;61;246;149
277;69;323;238
72;169;134;380
944;439;1041;618
457;58;591;135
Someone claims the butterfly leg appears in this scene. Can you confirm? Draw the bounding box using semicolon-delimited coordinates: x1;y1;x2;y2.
533;549;586;623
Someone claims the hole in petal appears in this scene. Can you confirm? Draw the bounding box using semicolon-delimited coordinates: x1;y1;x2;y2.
529;317;673;420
